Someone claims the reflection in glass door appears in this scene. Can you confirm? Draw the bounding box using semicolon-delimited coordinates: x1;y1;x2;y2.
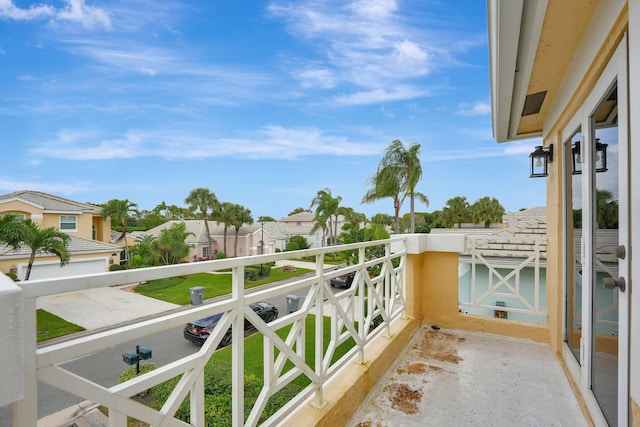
590;83;619;426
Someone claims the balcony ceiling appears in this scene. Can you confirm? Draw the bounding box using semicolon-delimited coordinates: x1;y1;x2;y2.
488;0;598;142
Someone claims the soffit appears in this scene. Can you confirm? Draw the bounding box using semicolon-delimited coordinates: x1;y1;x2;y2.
517;0;598;136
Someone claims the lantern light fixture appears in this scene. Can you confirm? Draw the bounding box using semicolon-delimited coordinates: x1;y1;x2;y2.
571;138;608;175
529;144;553;178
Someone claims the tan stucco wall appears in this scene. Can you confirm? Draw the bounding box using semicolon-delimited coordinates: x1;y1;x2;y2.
633;398;640;426
0;200;43;225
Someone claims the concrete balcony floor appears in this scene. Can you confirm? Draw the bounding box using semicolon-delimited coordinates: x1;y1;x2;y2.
348;327;588;427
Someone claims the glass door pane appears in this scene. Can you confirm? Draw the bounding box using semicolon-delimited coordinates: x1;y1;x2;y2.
590;83;619;426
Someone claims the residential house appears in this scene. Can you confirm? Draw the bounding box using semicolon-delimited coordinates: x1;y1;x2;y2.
0;191;121;280
488;0;639;424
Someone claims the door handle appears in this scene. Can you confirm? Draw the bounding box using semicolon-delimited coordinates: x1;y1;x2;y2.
603;277;626;292
615;245;626;260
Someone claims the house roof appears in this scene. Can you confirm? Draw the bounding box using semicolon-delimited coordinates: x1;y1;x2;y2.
431;207;548;261
487;0;599;142
0;190;103;215
0;236;121;260
279;211;315;222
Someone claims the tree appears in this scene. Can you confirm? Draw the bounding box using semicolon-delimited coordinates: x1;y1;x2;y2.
0;214;24;251
185;188;219;260
370;213;393;227
101;199;139;256
441;196;471;228
227;204;253;257
19;219;71;280
341;207;366;242
155;223;194;265
285;235;310;251
596;189;618;229
471;197;505;228
216;202;234;256
288;207;310;216
362;139;429;233
310;188;342;245
257;216;276;222
128;234;158;268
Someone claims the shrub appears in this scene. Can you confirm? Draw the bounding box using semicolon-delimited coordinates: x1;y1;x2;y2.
118;363;157;397
109;264;126;271
215;251;227;259
5;271;18;281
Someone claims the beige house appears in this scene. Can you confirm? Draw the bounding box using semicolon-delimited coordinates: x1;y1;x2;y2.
0;191;121;280
488;1;639;424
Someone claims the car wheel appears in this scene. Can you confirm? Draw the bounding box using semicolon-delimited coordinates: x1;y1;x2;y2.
220;331;232;347
266;312;277;323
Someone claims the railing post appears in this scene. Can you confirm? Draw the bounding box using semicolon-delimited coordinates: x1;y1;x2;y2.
190;370;205;426
232;266;245;426
312;255;326;409
108;409;127;427
14;295;36;427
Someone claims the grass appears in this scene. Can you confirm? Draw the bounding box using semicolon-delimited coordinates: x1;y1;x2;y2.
134;267;313;305
36;309;85;342
217;314;355;388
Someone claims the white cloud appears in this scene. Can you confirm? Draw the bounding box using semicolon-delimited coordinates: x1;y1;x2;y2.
0;0;111;29
457;101;491;116
269;0;445;99
28;125;385;161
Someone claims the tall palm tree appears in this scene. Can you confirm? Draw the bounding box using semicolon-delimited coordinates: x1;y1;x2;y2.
310;188;341;245
20;219;71;280
227;203;253;257
362;139;428;233
185;188;219;260
216;201;234;256
101;199;139;257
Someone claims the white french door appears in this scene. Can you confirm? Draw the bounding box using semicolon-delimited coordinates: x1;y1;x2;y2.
563;36;629;426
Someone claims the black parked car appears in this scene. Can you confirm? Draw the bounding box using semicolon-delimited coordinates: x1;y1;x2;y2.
183;301;278;346
330;271;356;288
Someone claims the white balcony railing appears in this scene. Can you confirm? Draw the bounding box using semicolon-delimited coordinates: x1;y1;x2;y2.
458;237;547;321
13;238;407;426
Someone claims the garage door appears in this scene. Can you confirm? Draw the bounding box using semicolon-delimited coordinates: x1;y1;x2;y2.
19;258;108;280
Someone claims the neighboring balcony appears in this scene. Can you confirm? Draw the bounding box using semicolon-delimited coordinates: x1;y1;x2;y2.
0;234;587;426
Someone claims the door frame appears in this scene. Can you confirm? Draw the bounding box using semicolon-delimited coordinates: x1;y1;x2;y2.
561;34;629;426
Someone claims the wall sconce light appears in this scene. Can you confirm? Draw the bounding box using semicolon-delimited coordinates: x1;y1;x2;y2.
530;144;553;178
571;139;608;175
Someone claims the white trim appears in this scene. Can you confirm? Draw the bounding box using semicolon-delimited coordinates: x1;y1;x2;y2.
629;0;640;405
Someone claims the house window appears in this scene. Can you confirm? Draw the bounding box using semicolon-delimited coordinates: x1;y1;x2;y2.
60;215;77;231
203;247;209;259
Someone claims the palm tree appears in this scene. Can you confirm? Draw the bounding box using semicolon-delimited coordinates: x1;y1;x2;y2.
101;199;139;257
441;196;470;228
0;214;24;252
596;189;618;229
310;188;341;245
227;203;253;257
216;201;235;257
362;139;429;233
471;197;505;228
20;219;71;280
185;188;219;260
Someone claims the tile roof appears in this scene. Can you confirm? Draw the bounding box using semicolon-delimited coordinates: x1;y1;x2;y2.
0;236;121;259
0;190;102;214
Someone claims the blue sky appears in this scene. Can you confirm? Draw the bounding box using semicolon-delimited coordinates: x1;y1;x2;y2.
0;0;543;220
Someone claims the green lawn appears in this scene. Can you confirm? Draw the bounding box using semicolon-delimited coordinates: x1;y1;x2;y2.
36;309;85;342
134;267;313;305
146;314;355;424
